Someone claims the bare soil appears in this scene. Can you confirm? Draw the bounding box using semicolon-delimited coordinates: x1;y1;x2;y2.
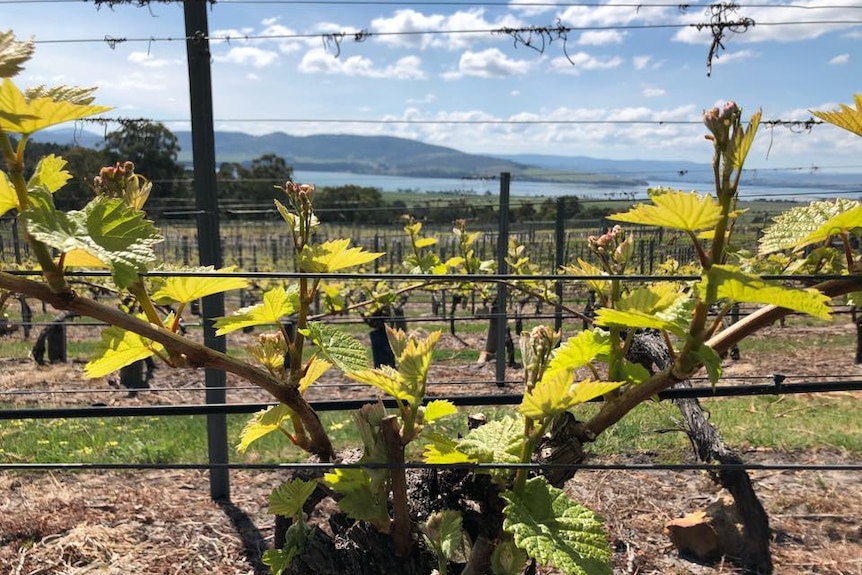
1;321;861;574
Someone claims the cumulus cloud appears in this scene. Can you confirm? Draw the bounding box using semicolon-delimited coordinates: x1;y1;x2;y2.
577;30;626;45
710;49;757;66
214;46;280;68
642;87;666;97
829;53;850;64
299;49;425;79
371;8;522;50
674;2;861;44
127;52;181;68
560;1;675;28
550;52;623;74
508;0;558;17
442;48;533;79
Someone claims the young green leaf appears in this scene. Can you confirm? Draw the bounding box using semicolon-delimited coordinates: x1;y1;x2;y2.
214;285;300;336
423;431;474;464
561;258;610;302
25;193;162;289
268;478;318;518
701;264;832;320
423;510;468;570
492;538;529;575
322;468;391;532
0;78;112;135
792;204;862;250
594;307;686;337
236;403;294;453
457;416;522;468
0;171;16;217
694;343;723;385
298;356;332;392
759;198;860;255
302;321;369;373
730;109;761;170
545;329;609;379
423;399;458;424
151;266;249;305
520;372;624;420
261;549;289;575
28;154;71;194
0;31;35;78
299;238;383;273
811;93;862;138
84;325;163;378
502;476;611;575
607;189;723;233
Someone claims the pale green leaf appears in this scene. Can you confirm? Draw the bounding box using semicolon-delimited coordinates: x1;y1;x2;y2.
423;431;474;464
811;93;862;138
731;109;761;170
0;31;35;78
457;416;523;478
594;307;686;337
0;170;16;217
299;238;383;273
302;321;369;373
617;284;687;314
701;264;832;320
562;258;609;301
348;365;412;402
236;403;293;453
152;267;249;305
268;478;318;518
322;468;391;531
25;85;98;106
261;549;289;575
25;193;162;289
298;356;331;393
793;204;862;250
423;399;458;424
607;189;722;232
415;237;437;248
694;343;722;385
545;329;610;379
521;373;624;420
759;198;860;254
0;78;112;135
28;154;71;194
502;476;611;575
423;510;470;566
84;326;161;378
492;538;529;575
214;285;300;336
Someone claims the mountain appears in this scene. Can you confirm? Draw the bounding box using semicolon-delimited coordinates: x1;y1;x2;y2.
176;131;531;179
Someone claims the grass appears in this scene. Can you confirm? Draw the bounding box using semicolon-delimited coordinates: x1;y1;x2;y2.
2;391;859;466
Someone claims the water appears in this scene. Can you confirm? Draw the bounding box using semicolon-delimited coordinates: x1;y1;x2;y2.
292;170;861;203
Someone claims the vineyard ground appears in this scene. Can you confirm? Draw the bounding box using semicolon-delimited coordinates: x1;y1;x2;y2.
1;322;860;574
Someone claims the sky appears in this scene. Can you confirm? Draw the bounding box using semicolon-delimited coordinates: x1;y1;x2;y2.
4;0;862;173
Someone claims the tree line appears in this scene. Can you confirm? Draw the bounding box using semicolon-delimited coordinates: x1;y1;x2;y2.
26;121;612;225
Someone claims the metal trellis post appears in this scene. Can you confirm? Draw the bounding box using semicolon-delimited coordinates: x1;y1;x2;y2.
184;0;230;502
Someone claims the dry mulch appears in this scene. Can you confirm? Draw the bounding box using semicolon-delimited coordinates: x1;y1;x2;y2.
1;321;861;574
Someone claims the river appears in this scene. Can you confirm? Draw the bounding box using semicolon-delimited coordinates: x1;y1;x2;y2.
292;170;860;203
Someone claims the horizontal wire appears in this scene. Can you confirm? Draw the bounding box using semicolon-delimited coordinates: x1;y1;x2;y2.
4;0;862;7
2;379;860;420
26;20;862;45
0;461;859;472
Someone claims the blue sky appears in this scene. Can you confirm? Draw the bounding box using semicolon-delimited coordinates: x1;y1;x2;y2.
5;1;862;172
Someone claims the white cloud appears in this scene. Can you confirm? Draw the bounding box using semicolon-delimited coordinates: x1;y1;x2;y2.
371;8;522;50
674;2;861;44
127;52;181;68
508;0;558;17
550;52;623;74
830;53;850;64
642;87;666;97
560;1;675;28
632;55;652;70
711;49;757;66
442;48;533;79
577;30;625;45
214;46;280;68
406;93;437;104
298;49;425;79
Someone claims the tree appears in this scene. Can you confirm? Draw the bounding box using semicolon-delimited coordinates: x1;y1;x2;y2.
218;153;293;205
313;184;391;224
102;121;189;206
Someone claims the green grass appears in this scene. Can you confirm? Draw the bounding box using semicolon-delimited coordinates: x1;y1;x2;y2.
3;392;858;466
